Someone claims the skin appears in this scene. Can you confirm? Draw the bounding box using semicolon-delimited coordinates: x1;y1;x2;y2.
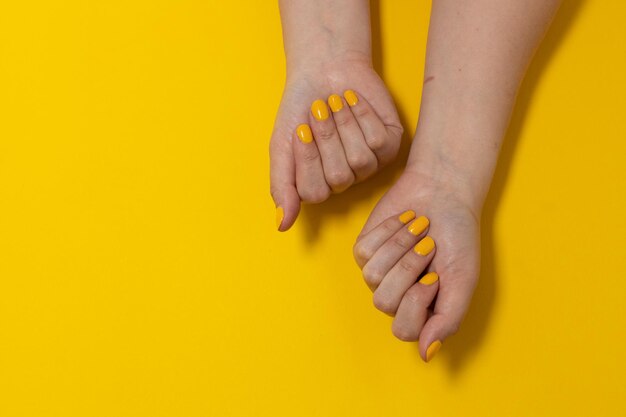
272;0;561;362
271;0;403;230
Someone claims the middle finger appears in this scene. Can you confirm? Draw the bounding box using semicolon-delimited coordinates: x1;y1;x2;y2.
309;99;355;193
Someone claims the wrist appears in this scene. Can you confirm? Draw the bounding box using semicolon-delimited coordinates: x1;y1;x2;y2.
405;135;498;216
285;51;372;83
279;0;372;79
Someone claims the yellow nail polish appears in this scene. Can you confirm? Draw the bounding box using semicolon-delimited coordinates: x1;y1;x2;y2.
296;124;313;144
398;210;416;224
344;90;359;106
419;272;439;285
414;236;435;256
327;94;343;112
426;340;442;362
311;99;329;121
408;216;429;236
276;206;284;230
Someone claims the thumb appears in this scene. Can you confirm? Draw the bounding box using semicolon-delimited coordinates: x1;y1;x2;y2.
418;267;478;362
270;132;301;232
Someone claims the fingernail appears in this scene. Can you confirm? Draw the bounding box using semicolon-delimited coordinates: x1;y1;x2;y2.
419;272;439;285
276;206;284;230
344;90;359;106
414;236;435;256
426;340;442;362
398;210;416;224
327;94;343;113
296;124;313;143
311;99;329;121
408;216;429;235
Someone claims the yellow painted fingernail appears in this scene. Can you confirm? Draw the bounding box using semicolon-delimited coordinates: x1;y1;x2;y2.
276;206;284;230
398;210;416;224
426;340;442;362
311;99;329;121
414;236;435;256
296;124;313;143
344;90;359;106
328;94;343;113
419;272;439;286
408;216;429;236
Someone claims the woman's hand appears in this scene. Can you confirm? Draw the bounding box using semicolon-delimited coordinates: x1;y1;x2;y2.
271;0;402;231
271;61;402;230
353;171;481;362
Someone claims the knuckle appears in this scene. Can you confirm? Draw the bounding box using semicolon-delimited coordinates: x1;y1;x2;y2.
314;127;336;142
348;154;376;172
352;104;371;118
326;169;354;188
362;265;384;287
392;324;418;342
367;135;387;151
299;186;330;204
353;243;373;264
300;149;320;163
389;235;411;252
403;286;422;305
373;291;395;315
334;115;354;128
397;258;417;275
380;221;397;236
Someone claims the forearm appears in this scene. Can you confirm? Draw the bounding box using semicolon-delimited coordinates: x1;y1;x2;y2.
278;0;372;76
408;0;561;210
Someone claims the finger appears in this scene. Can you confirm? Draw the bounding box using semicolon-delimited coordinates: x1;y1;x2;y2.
327;94;378;182
391;272;440;342
270;127;301;232
353;210;416;269
373;236;437;316
292;123;332;204
418;268;479;363
309;99;355;193
361;215;430;291
343;90;402;167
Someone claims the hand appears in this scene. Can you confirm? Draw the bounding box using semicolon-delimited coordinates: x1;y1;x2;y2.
270;60;403;231
353;169;480;362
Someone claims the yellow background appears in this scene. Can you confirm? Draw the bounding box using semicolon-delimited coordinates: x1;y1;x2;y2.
1;1;625;416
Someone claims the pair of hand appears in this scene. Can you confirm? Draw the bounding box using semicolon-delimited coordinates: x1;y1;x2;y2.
270;62;480;362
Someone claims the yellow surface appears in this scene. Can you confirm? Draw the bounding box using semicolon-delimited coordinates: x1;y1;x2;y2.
1;1;625;416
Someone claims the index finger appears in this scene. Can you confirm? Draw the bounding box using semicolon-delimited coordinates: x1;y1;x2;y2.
353;209;417;268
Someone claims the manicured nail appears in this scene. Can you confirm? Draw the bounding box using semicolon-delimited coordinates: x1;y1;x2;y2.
398;210;416;224
344;90;359;106
426;340;442;362
327;94;343;113
311;99;329;121
296;124;313;143
276;206;284;230
408;216;429;235
419;272;439;286
414;236;435;256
